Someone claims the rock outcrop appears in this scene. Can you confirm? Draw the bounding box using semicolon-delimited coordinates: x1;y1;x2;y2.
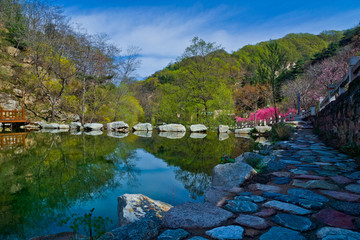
218;125;230;133
117;194;172;226
190;124;207;132
158;124;186;132
84;123;103;131
107;121;129;133
133;123;152;131
212;157;256;188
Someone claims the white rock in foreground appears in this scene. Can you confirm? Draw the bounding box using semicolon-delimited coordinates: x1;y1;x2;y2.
118;194;172;226
84;123;103;131
158;124;186;132
190;124;207;132
133;123;152;131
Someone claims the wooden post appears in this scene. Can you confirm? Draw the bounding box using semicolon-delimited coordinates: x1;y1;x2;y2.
22;108;25;120
0;108;2;120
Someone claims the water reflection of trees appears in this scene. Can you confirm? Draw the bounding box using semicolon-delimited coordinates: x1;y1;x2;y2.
0;131;253;239
0;133;122;239
135;133;253;199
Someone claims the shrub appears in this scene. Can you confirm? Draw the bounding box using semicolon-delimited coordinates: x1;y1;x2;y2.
271;123;293;141
340;142;360;159
220;154;235;164
247;158;267;173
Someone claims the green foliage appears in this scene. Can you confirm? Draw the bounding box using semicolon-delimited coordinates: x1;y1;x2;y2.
220;154;235;164
340;142;360;159
271;123;293;141
246;158;267;173
60;208;112;240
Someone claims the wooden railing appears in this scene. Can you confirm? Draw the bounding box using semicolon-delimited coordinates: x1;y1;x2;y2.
0;108;26;122
319;57;360;111
0;132;26;148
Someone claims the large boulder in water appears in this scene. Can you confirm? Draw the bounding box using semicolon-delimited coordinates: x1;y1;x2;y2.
118;194;172;226
133;123;152;131
158;124;186;132
69;122;82;130
84;123;103;131
218;125;230;133
255;126;272;133
190;124;207;132
212;157;256;188
107;121;129;133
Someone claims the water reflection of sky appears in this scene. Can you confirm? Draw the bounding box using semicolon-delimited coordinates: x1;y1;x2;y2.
0;132;253;239
66;149;202;232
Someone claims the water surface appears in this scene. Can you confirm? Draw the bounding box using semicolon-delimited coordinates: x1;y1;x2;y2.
0;131;253;239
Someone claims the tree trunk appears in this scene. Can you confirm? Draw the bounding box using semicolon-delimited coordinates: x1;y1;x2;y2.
81;76;86;125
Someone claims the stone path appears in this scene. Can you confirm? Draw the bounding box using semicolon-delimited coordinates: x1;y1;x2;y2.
158;127;360;240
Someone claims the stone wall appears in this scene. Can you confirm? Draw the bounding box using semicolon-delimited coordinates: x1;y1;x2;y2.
313;76;360;147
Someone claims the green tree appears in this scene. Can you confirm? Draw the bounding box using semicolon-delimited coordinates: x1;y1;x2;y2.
257;41;287;121
176;37;234;124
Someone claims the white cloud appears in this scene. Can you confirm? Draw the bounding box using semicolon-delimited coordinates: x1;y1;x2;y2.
66;5;360;78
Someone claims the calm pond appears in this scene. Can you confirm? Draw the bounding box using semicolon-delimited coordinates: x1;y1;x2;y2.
0;130;254;239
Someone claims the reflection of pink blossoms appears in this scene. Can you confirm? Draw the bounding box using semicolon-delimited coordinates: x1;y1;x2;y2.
236;107;297;122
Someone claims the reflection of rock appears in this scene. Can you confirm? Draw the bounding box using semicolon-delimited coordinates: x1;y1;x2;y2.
38;129;69;134
42;123;60;129
219;133;229;141
190;124;207;132
235;128;252;134
255;137;267;143
190;133;207;139
70;130;82;135
218;125;230;133
159;131;185;139
133;123;152;131
85;130;103;136
212;157;256;188
133;131;152;138
84;123;103;131
107;131;128;138
158;124;186;132
69;122;82;130
255;126;272;133
24;124;40;130
107;121;129;133
118;194;172;226
235;134;251;139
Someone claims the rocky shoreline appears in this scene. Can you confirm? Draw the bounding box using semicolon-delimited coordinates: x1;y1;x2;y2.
30;123;360;240
98;124;360;240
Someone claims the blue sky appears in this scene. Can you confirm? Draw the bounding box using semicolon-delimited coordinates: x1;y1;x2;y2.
59;0;360;78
